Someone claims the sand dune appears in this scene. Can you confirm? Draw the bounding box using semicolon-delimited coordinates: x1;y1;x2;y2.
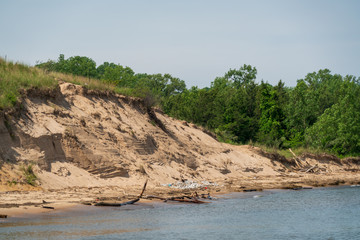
1;82;359;216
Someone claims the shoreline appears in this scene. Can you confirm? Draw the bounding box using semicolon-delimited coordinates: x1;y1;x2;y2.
1;173;360;219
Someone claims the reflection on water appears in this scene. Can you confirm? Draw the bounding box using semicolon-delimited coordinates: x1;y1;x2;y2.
1;186;360;240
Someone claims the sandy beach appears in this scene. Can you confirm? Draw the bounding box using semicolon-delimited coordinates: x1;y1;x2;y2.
1;82;359;219
1;170;360;219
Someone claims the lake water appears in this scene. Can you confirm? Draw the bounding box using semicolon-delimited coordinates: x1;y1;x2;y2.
1;186;360;240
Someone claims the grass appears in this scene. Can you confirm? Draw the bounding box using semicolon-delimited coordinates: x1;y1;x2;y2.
0;58;150;111
48;71;117;92
20;164;37;186
0;58;58;109
249;141;341;159
7;180;18;186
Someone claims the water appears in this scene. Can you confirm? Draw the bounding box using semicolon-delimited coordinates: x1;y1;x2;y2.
1;186;360;240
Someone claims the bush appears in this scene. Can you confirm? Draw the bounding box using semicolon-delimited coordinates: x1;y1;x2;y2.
21;164;37;186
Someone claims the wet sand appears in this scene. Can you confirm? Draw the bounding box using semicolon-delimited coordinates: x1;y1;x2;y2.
1;171;360;219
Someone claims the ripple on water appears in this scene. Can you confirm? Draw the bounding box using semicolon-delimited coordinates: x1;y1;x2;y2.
1;186;360;240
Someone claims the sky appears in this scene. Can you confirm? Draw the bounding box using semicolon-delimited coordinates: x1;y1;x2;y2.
1;0;359;88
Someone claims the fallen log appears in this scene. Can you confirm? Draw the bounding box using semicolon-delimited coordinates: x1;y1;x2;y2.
94;202;123;207
145;195;167;201
145;195;208;204
305;164;318;173
94;198;139;207
94;179;147;207
292;186;313;190
244;189;257;192
42;206;55;209
139;179;148;198
0;214;7;218
289;148;302;168
170;198;208;204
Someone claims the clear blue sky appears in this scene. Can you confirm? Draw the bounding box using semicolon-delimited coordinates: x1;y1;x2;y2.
1;0;359;88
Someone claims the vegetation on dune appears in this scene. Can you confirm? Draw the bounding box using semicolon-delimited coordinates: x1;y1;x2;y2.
2;54;360;157
48;71;117;92
164;67;360;156
0;58;57;109
20;164;37;186
36;54;186;103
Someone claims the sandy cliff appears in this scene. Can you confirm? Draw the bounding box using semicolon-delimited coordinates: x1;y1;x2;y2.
1;81;360;198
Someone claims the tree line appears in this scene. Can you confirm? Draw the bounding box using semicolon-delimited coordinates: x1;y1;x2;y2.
36;54;186;101
36;55;360;156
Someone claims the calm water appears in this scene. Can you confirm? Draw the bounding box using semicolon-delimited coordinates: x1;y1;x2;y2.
1;186;360;240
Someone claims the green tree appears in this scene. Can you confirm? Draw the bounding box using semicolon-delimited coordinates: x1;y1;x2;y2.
36;54;97;78
257;82;286;147
305;77;360;155
97;62;135;86
285;69;344;147
224;64;257;88
65;56;97;78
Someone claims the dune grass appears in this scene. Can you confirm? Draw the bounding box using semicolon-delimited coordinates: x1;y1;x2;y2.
0;58;57;109
48;71;117;92
249;141;340;159
0;58;131;110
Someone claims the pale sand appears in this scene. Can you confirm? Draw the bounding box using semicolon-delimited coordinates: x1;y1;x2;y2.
1;172;360;218
1;81;359;218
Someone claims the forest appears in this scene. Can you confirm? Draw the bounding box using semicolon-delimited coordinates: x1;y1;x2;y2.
36;55;360;156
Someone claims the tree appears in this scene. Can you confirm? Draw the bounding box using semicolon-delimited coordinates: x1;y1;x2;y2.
257;82;286;147
68;56;97;78
285;69;344;147
97;62;135;86
36;54;97;78
305;78;360;155
224;64;257;88
163;75;186;97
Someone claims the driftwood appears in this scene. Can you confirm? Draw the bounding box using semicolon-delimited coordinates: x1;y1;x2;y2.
169;198;208;204
292;187;313;190
42;205;55;209
144;195;167;201
94;198;139;207
243;189;257;192
0;214;7;218
145;195;208;204
289;148;303;168
90;180;211;206
94;179;148;207
138;179;148;198
305;164;318;173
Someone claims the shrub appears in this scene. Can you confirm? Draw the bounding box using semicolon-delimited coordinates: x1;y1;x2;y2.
21;164;37;186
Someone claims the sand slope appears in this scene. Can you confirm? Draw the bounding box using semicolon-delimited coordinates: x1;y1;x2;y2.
1;81;360;197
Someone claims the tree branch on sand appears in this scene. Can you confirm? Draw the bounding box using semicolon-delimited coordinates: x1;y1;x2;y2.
94;179;148;207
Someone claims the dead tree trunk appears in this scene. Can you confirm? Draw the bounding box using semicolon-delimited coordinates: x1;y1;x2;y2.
145;195;208;204
94;179;148;207
289;148;303;168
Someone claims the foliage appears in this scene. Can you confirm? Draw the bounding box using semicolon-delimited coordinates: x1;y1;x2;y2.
285;69;345;147
49;71;117;92
257;82;286;148
36;54;187;104
97;62;135;86
37;54;97;78
224;64;257;88
29;55;360;156
20;164;37;186
7;180;18;186
305;77;360;155
0;58;57;109
162;66;360;156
